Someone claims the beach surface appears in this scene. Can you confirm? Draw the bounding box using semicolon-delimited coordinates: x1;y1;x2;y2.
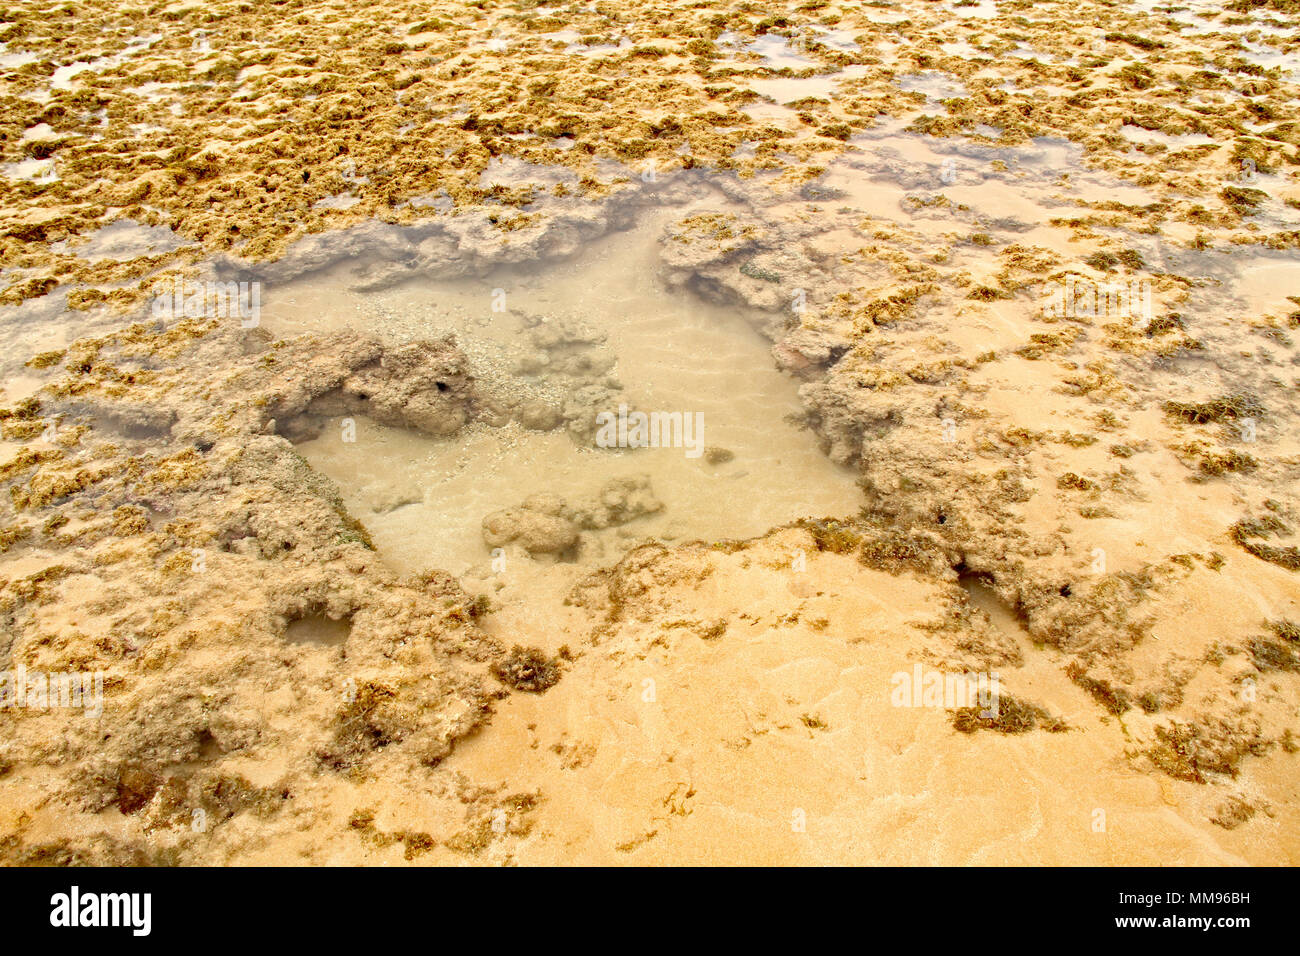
1;0;1298;865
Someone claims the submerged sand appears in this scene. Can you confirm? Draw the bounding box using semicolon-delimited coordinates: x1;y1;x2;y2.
0;0;1298;865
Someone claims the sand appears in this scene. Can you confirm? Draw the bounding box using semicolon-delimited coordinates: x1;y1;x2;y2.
0;0;1298;865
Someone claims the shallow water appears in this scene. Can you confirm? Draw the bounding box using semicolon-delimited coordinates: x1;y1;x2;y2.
813;120;1159;244
746;64;870;104
50;219;190;260
897;71;968;102
257;128;1185;591
270;209;863;579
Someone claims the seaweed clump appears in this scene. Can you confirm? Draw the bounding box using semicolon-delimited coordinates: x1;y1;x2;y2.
951;696;1067;734
796;517;863;554
1196;449;1257;476
317;682;399;772
492;645;562;692
1221;185;1269;212
1230;515;1300;571
1066;662;1133;715
740;260;781;283
1105;32;1166;51
1084;249;1145;272
1163;394;1263;425
1248;622;1300;671
1146;722;1268;783
1270;620;1300;643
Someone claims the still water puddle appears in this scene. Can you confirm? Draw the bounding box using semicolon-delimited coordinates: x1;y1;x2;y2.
266;209;863;581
